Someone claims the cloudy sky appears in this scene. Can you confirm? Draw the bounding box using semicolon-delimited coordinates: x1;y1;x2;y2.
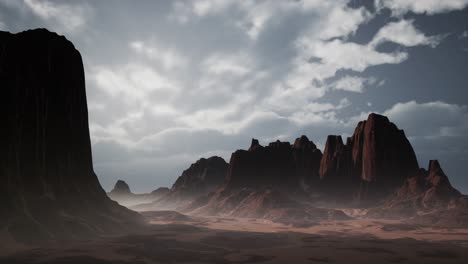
1;0;468;193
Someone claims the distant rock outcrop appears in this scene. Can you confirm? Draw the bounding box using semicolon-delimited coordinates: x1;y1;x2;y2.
109;180;132;196
0;29;141;242
107;180;169;208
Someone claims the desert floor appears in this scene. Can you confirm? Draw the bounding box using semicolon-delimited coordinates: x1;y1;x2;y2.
1;211;468;264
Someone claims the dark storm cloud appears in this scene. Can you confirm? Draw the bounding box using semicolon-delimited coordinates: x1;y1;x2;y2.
1;0;467;193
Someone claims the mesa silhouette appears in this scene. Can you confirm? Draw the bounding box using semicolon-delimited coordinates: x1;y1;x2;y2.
0;29;142;243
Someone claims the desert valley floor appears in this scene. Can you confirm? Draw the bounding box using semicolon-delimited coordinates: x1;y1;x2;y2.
2;210;468;264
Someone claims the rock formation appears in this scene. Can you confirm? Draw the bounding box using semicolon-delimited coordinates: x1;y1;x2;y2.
109;180;132;197
319;113;420;200
367;160;462;219
184;136;351;225
179;114;464;226
171;156;228;197
0;29;141;242
225;136;322;191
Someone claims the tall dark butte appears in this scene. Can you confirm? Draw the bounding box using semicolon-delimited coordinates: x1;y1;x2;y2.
0;29;141;242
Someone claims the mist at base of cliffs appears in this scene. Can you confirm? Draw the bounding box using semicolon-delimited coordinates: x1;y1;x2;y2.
107;116;467;230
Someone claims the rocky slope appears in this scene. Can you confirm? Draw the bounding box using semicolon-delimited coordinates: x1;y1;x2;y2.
367;160;468;223
0;29;142;243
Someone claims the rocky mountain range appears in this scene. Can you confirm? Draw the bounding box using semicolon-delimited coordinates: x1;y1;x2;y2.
143;113;465;226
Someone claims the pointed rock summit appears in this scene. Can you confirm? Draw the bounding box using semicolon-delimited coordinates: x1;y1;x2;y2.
110;180;132;196
249;138;262;151
423;160;461;206
293;135;317;149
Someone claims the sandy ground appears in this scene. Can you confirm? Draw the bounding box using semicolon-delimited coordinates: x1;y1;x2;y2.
1;211;468;264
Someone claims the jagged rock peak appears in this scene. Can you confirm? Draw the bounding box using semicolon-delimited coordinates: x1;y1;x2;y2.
319;135;347;181
268;140;291;148
426;160;457;189
293;135;317;149
249;138;262;151
111;180;131;194
428;160;443;176
324;135;344;150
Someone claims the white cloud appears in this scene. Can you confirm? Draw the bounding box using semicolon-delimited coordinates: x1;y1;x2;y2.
130;41;189;70
332;75;378;93
350;100;468;139
169;0;335;40
370;19;442;48
376;0;468;15
23;0;92;33
269;17;443;113
317;5;373;40
90;63;179;102
201;52;253;76
307;39;409;72
87;62;183;145
383;101;468;137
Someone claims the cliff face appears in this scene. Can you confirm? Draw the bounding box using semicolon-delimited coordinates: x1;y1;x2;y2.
224;136;322;191
319;113;420;200
171;156;228;197
0;29;141;242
